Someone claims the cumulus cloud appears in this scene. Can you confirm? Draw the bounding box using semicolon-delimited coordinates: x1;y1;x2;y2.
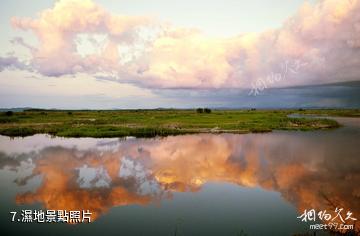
0;55;27;72
11;0;152;77
9;0;360;89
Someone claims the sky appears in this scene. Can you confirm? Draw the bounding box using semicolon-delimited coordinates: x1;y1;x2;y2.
0;0;359;109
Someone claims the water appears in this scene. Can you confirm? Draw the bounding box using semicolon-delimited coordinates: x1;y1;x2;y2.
0;118;359;236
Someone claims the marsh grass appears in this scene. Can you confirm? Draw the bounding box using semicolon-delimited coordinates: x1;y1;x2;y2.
0;109;350;138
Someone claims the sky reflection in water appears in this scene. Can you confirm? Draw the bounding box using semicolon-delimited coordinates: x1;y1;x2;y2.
0;117;359;235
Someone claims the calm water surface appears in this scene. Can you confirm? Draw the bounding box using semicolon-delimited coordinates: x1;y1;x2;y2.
0;118;359;236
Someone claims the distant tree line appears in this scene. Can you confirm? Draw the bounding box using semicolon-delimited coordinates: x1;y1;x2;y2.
196;108;211;113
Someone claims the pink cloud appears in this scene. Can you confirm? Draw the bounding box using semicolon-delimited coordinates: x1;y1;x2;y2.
9;0;360;89
11;0;150;76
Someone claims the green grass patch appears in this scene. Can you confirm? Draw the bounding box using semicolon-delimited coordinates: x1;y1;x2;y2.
0;109;350;138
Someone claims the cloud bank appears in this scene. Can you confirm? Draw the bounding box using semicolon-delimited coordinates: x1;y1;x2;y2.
8;0;360;89
0;55;27;72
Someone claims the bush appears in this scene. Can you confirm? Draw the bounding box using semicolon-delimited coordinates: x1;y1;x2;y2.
0;127;36;137
196;108;204;113
5;111;13;116
67;111;73;115
204;108;211;113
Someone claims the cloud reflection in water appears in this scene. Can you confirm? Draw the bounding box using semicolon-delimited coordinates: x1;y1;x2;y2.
0;124;359;230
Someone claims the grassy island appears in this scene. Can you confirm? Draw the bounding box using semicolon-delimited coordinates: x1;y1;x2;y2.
0;109;358;138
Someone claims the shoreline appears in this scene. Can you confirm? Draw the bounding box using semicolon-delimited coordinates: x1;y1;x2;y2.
1;109;358;138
